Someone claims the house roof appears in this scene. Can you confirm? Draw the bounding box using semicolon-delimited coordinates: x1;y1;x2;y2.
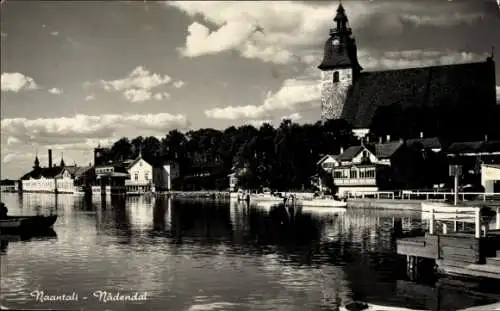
337;146;364;161
342;60;496;128
406;137;442;150
447;140;500;154
20;166;65;180
338;141;403;161
317;154;339;165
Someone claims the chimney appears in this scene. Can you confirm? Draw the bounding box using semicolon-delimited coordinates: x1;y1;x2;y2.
48;149;52;168
386;135;391;142
485;134;488;142
420;132;424;139
340;147;344;154
379;137;383;144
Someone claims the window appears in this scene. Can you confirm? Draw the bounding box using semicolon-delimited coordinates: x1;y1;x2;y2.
333;170;342;179
350;169;357;179
333;71;339;83
139;161;142;167
134;172;139;181
145;172;150;181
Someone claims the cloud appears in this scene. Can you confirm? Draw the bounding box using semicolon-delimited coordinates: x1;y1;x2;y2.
165;1;487;65
281;112;302;122
205;76;320;120
153;92;171;100
50;31;59;36
48;87;63;95
173;80;185;88
85;94;95;101
400;13;484;27
1;72;39;92
100;66;173;103
0;113;189;149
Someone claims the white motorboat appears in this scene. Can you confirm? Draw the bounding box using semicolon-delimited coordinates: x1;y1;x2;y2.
251;192;284;203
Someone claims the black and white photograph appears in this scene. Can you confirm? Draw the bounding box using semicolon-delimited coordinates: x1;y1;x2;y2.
1;0;500;310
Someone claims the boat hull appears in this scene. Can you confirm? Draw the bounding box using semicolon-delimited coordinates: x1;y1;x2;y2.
0;215;57;234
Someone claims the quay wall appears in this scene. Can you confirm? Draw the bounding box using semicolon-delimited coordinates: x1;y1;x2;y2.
347;199;423;211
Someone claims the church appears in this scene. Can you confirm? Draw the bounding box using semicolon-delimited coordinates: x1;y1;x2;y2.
318;3;498;140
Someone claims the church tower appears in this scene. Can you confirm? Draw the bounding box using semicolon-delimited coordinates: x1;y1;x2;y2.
318;2;362;121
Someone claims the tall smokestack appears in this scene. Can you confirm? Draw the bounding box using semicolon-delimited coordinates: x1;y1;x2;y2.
420;132;424;139
48;149;53;168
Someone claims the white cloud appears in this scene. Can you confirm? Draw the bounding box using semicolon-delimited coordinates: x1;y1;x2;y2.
48;87;63;95
205;77;320;120
281;112;302;122
0;113;189;149
85;94;95;101
100;66;173;103
154;92;171;100
1;72;39;92
165;1;485;65
50;31;59;36
400;13;484;27
173;80;185;88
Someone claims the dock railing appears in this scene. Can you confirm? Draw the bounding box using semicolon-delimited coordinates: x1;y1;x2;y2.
348;190;500;201
425;207;500;238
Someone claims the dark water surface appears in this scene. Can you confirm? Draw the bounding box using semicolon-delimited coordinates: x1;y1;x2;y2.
1;193;499;311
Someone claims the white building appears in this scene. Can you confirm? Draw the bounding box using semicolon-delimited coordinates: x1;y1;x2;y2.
125;153;179;194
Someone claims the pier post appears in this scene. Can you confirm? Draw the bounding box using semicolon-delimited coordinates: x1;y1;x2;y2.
475;208;480;238
442;223;447;235
429;209;435;235
454;210;458;232
496;208;499;230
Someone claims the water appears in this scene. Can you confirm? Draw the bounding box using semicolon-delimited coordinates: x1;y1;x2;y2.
0;193;499;311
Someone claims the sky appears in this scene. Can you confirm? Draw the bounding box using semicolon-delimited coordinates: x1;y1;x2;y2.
1;0;500;179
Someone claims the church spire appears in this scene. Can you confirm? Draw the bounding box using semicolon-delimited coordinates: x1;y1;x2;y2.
334;2;349;32
60;153;65;167
33;154;40;169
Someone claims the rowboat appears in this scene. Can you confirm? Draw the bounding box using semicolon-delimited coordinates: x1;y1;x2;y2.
0;215;57;234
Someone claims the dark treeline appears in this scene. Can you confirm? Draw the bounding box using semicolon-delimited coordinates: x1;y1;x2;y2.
103;103;500;191
103;119;358;191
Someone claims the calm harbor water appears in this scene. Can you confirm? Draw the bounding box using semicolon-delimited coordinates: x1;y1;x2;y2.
1;193;499;311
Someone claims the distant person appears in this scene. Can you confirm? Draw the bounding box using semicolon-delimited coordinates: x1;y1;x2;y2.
0;202;8;219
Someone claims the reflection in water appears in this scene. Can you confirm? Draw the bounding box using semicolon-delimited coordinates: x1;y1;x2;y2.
0;193;498;311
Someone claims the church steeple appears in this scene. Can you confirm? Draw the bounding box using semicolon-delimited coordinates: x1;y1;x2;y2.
33;154;40;169
318;1;363;121
333;2;349;34
60;153;65;167
318;2;361;72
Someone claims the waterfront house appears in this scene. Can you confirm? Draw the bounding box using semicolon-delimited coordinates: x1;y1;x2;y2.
19;150;80;193
481;164;500;193
446;137;500;186
228;172;238;192
317;154;341;172
95;162;129;195
125;152;179;194
0;179;17;192
332;138;422;196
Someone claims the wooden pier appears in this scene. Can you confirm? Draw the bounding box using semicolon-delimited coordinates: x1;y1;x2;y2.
397;206;500;279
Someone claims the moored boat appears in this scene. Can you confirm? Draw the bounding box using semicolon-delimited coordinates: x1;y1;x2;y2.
0;215;57;234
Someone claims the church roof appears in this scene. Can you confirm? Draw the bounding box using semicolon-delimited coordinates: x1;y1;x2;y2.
342;59;497;128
